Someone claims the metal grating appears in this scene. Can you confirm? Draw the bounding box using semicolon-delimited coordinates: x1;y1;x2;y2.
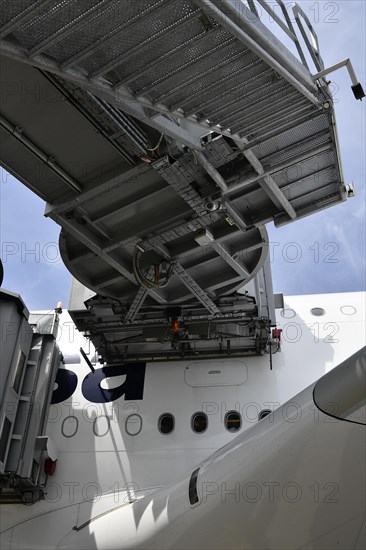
204;139;237;168
279;167;338;201
49;2;166;66
0;0;352;360
113;19;225;88
10;1;98;49
254;113;330;160
131;32;239;100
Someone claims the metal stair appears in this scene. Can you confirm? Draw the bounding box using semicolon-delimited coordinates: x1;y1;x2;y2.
0;0;360;362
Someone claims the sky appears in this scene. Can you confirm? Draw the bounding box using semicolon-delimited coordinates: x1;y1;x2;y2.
0;0;365;310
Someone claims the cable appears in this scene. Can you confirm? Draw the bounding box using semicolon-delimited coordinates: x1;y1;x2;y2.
146;133;164;152
166;138;179;161
133;246;173;289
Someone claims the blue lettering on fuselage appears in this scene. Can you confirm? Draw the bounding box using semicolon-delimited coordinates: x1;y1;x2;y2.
51;363;146;404
51;368;78;404
82;364;146;403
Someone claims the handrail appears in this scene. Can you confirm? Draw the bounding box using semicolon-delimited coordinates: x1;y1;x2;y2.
245;0;324;72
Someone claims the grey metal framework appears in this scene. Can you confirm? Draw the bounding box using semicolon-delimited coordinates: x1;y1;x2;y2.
0;0;353;361
0;290;61;503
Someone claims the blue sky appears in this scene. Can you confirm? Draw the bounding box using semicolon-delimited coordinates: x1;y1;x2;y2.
1;0;365;310
267;0;366;295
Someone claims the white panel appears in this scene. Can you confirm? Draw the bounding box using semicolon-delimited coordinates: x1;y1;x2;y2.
10;506;77;550
184;361;248;387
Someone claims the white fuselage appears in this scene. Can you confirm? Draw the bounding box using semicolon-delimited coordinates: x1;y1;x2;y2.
0;292;365;549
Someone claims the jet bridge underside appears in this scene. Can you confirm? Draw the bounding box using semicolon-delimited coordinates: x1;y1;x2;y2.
0;0;349;361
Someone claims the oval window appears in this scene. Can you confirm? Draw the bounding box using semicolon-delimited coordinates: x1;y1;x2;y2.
224;411;241;432
340;305;357;316
258;409;272;420
280;308;296;319
191;412;208;433
125;414;142;436
311;307;325;316
61;416;79;438
158;413;175;434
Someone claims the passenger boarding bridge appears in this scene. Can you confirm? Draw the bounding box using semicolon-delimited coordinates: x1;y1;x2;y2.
0;0;364;362
0;286;61;502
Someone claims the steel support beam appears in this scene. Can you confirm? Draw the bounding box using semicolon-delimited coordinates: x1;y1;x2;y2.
95;275;123;290
45;164;149;216
0;114;82;194
0;39;264;148
279;165;336;195
141;213;226;251
172;262;221;316
312;58;360;87
123;268;155;323
259;128;331;164
193;151;228;192
0;40;204;150
90;187;170;224
151;156;207;215
274;188;344;227
124;287;149;323
289;179;338;203
166;275;244;304
226;151;334;196
90;95;149;154
194;229;250;277
93;306;257;330
232;139;297;219
222;199;249;231
53;213;167;305
40;72;137;166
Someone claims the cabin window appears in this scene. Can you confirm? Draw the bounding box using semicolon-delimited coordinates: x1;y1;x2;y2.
258;409;272;420
125;414;142;436
224;411;241;432
158;413;175;434
311;307;325;316
191;412;208;433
